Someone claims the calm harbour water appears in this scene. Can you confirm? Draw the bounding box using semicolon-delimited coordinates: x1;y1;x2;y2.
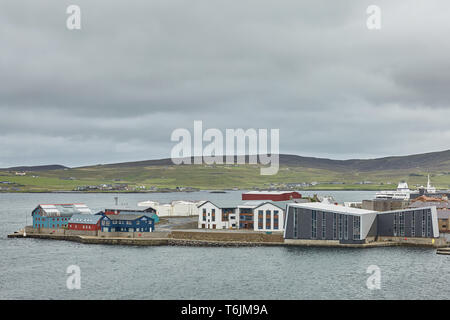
0;191;449;300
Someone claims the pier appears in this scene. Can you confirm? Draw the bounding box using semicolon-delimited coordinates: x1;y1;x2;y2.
7;228;449;249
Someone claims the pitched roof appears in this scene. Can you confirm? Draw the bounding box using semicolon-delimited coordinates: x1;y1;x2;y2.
34;203;92;217
243;191;299;195
197;200;242;209
106;213;153;221
409;201;450;209
287;202;376;215
69;214;102;225
437;210;450;219
114;210;160;223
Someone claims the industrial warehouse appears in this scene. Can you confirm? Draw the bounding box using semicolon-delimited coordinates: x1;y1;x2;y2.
30;203;158;237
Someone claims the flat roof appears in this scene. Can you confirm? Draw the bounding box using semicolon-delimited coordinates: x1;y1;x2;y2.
287;202;376;215
243;191;298;195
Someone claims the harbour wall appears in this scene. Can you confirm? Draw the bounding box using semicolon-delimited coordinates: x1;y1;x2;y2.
10;227;449;248
169;230;284;243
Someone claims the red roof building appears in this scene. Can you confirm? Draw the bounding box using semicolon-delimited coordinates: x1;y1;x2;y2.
242;191;302;201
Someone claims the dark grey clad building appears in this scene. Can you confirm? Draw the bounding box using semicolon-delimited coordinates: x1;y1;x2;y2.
284;203;439;245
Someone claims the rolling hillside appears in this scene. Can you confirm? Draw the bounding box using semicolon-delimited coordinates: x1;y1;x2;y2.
1;150;450;192
75;149;450;171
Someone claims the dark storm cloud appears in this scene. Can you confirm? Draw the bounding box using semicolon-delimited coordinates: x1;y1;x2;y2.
0;0;449;166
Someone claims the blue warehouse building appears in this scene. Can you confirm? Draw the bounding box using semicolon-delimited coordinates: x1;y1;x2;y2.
32;203;92;229
100;213;155;233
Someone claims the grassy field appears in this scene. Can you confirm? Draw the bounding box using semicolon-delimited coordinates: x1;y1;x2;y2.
1;163;450;192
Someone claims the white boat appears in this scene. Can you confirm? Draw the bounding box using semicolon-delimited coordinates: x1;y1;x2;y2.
375;182;411;200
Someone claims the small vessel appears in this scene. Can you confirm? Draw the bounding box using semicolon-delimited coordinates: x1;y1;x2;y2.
320;196;336;204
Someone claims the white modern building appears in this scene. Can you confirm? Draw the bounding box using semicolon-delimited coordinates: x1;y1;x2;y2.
197;200;288;231
197;201;238;229
236;201;288;232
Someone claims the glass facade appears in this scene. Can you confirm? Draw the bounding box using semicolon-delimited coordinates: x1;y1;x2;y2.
266;210;271;229
399;212;405;236
353;216;360;240
343;215;348;240
274;210;279;230
321;212;326;239
333;213;337;240
293;208;298;238
311;210;317;239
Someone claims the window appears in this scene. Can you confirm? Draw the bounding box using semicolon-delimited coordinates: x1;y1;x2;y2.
411;211;416;237
399;212;405;236
293;208;298;238
344;215;348;240
321;211;326;239
422;211;426;237
427;211;432;237
266;210;271;229
393;213;398;236
333;213;337;240
258;210;263;230
353;216;360;240
274;211;279;230
212;209;215;222
311;210;317;239
338;214;343;240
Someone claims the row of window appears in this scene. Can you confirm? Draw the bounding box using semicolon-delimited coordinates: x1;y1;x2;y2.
394;210;432;237
257;210;279;230
103;227;149;232
35;217;69;222
292;209;356;240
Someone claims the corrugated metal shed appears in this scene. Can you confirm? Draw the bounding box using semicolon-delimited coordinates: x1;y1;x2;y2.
115;210;159;223
34;203;92;217
69;214;102;225
106;213;151;221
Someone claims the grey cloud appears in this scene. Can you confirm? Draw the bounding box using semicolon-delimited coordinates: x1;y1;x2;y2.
0;0;449;166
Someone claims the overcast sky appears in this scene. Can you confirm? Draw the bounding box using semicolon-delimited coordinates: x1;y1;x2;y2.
1;0;449;167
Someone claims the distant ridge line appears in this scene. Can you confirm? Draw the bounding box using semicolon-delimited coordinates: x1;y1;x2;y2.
78;149;450;172
1;149;449;172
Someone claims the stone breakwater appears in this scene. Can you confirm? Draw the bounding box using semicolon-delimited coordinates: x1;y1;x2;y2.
7;232;284;247
7;228;449;249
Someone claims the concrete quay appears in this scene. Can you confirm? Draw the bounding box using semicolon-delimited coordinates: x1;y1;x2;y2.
7;228;450;249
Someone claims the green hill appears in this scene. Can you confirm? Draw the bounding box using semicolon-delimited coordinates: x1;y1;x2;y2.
1;150;450;192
